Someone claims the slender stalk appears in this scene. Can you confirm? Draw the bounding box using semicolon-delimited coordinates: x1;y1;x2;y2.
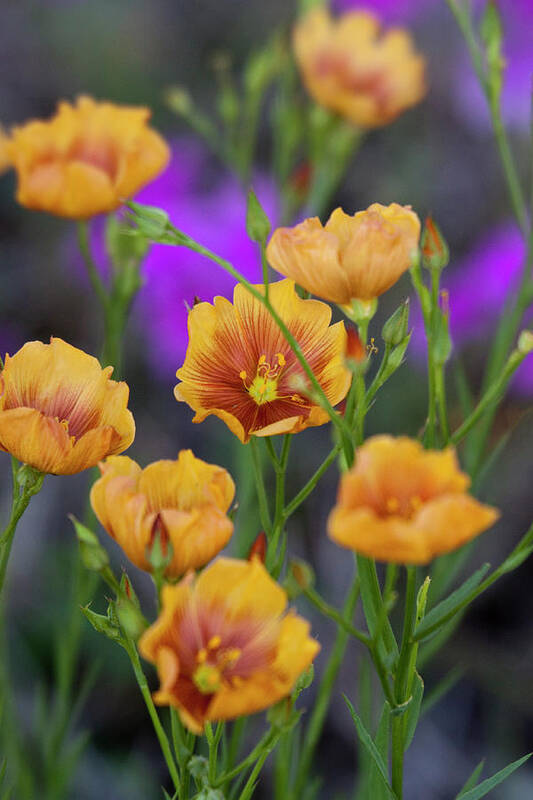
292;575;360;797
282;444;340;520
303;586;370;647
391;567;418;799
451;349;528;445
249;438;272;534
126;642;181;794
77;221;108;308
217;727;277;785
0;467;44;598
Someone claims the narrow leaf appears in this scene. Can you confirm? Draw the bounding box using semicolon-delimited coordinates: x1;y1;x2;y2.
415;564;490;641
456;753;531;799
404;672;424;751
368;702;391;800
458;760;485;794
343;695;397;799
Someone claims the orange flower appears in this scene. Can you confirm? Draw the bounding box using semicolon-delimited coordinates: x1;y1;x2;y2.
293;7;426;128
1;96;169;218
267;204;420;305
139;557;320;732
0;337;134;474
327;436;499;564
175;279;350;443
90;451;235;577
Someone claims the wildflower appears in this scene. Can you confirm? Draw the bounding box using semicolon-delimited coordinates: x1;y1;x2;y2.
327;435;499;563
0;337;134;474
90;450;235;577
139;557;320;732
292;7;426;128
1;96;169;218
175;279;350;443
267;204;420;305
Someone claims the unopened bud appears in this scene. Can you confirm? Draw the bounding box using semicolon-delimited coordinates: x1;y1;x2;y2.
518;330;533;354
246;189;271;244
248;532;267;563
345;326;366;369
382;300;410;346
114;595;147;641
285;559;315;599
70;515;110;572
421;216;449;271
165;86;193;117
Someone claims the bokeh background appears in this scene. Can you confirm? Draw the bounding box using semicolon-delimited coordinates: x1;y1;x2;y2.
1;1;533;798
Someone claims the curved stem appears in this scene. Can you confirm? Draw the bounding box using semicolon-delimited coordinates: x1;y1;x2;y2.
126;642;181;795
0;467;44;598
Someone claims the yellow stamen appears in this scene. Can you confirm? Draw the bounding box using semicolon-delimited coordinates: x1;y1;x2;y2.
196;648;207;664
276;352;286;367
208;635;221;650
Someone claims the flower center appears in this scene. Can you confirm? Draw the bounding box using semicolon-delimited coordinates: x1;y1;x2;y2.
385;494;423;519
240;353;287;406
192;634;242;695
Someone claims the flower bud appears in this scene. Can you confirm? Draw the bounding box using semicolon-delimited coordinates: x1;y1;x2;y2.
284;558;315;599
246;189;271;244
382;300;410;346
345;326;366;370
421;216;449;271
114;595;147;641
248;531;267;563
518;330;533;354
70;515;110;573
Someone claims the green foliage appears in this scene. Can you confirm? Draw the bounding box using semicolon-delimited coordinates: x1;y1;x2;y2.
343;696;397;800
456;753;531;799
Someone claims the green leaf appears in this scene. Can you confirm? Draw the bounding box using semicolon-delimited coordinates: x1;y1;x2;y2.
498;523;533;574
368;702;391;800
343;695;397;800
456;753;531;799
404;672;424;751
415;563;490;641
457;760;485;795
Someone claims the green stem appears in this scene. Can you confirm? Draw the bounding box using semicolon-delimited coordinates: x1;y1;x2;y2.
126;643;181;795
249;438;272;534
292;574;360;797
77;221;108;309
303;585;370;646
391;567;418;799
282;444;340;520
451;348;528;445
0;467;44;598
217;727;277;785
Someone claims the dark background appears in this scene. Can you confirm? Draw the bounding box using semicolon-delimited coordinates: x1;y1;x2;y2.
1;1;532;798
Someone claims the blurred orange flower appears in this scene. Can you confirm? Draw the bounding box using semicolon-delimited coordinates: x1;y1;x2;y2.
1;96;169;218
175;279;350;443
0;337;134;474
267;204;420;305
139;557;320;732
293;7;426;128
90;450;235;577
328;435;499;564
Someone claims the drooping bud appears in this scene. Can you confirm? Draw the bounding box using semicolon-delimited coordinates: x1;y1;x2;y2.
248;531;267;563
382;299;410;346
421;216;449;271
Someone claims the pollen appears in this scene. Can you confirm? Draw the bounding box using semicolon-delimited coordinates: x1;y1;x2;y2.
208;635;222;650
196;648;208;664
386;496;400;514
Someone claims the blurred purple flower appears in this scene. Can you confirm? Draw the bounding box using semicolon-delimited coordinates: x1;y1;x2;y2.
133;140;278;379
455;0;533;132
410;222;533;395
70;139;278;379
